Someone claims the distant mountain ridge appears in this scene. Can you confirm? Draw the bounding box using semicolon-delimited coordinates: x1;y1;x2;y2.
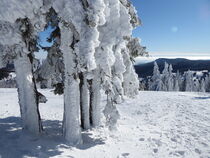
134;58;210;78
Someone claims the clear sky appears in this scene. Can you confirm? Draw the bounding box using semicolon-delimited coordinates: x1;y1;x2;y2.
131;0;210;58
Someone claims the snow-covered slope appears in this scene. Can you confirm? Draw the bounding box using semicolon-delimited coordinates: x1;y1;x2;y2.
0;89;210;158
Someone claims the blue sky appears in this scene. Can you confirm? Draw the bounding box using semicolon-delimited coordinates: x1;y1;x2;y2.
35;26;54;60
131;0;210;58
36;1;210;61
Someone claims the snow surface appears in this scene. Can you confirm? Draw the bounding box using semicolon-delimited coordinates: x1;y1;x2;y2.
0;89;210;158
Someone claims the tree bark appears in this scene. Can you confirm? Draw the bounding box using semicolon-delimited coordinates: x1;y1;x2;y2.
79;73;91;130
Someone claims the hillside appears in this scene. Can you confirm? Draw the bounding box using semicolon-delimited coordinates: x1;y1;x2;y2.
1;89;210;158
135;58;210;78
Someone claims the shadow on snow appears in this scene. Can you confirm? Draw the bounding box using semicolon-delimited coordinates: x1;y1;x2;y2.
193;96;210;100
0;117;105;158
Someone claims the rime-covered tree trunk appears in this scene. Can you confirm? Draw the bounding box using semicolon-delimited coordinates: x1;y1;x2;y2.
0;17;43;135
89;71;102;127
79;73;91;130
103;90;120;130
60;25;81;144
14;47;42;134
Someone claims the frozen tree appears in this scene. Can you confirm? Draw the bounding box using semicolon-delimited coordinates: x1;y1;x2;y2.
193;78;200;92
0;0;45;134
0;0;144;144
95;0;126;130
52;1;83;144
126;37;148;62
174;71;180;91
167;64;174;91
161;62;169;91
79;0;106;129
122;48;140;97
149;62;163;91
52;0;107;142
59;24;82;144
204;75;210;92
103;0;144;129
121;1;143;98
184;70;194;92
0;53;4;68
36;8;64;93
149;63;175;92
200;78;206;92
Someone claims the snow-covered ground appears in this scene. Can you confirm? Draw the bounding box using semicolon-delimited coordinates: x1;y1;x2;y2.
0;89;210;158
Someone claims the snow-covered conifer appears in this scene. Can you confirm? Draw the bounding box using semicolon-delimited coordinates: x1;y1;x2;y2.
168;64;174;91
149;61;163;91
205;75;210;92
193;78;200;92
0;0;144;144
174;71;180;91
0;0;46;134
200;78;206;92
161;62;169;91
185;70;194;92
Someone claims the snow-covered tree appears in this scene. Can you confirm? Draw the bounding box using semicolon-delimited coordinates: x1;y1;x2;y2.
36;8;64;93
0;0;45;134
184;70;194;92
149;62;174;91
0;0;143;145
121;1;142;98
200;78;206;92
149;62;163;91
60;24;82;144
193;78;200;92
96;0;128;130
168;64;174;91
161;62;169;91
205;75;210;92
126;37;149;62
174;71;180;91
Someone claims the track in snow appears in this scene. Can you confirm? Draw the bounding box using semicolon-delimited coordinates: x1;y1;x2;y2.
0;89;210;158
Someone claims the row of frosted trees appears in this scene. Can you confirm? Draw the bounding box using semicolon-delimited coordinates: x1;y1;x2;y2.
0;0;147;145
148;62;208;92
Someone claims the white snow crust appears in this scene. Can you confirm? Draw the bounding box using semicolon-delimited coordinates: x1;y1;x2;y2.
1;89;210;158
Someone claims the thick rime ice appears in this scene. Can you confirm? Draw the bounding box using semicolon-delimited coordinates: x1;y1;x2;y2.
127;37;149;58
0;47;42;134
0;21;21;45
120;0;141;28
148;63;210;92
0;0;43;23
122;47;139;97
185;70;194;92
78;0;106;72
60;24;82;145
14;51;42;134
89;70;102;127
0;0;55;135
149;62;163;91
95;0;123;129
0;0;145;144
